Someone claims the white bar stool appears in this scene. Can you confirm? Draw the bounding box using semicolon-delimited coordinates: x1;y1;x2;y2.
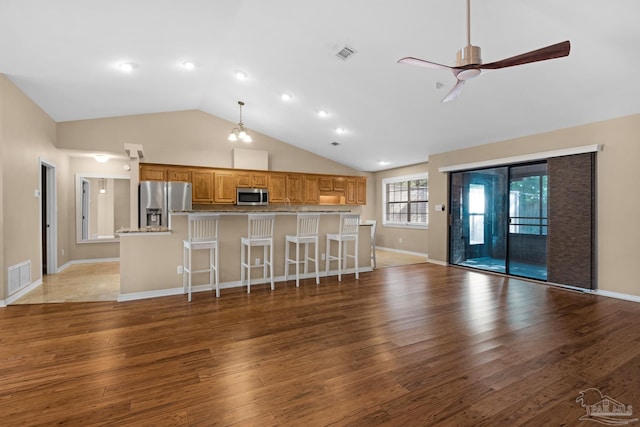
363;220;377;268
326;213;360;281
241;213;275;293
183;213;219;301
285;213;321;287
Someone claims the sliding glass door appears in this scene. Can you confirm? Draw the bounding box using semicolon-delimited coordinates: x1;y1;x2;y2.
449;162;548;280
450;167;508;274
507;163;548;280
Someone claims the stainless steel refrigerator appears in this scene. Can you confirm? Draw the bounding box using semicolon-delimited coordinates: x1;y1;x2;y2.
139;181;192;227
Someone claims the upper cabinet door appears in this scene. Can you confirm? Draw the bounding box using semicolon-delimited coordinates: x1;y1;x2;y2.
286;175;304;204
192;170;214;204
214;172;237;204
269;174;287;203
166;167;191;182
304;177;320;204
140;165;166;181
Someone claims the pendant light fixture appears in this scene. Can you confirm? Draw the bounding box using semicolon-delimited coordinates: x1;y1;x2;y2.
228;100;252;143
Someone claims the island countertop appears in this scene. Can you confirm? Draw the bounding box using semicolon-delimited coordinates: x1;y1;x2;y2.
169;209;352;214
116;226;171;236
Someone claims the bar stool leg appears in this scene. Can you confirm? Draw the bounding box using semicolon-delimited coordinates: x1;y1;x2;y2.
355;239;359;279
295;241;300;287
314;239;320;284
269;241;274;290
247;244;252;293
337;240;343;281
284;240;290;283
325;235;330;276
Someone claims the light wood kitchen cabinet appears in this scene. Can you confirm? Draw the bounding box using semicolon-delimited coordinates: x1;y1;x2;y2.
140;164;191;182
269;174;287;203
140;162;367;206
356;178;367;204
319;176;347;193
166;167;191;182
319;177;333;192
346;178;357;204
214;172;237;204
237;172;268;188
345;177;367;205
139;164;166;181
304;176;320;204
332;177;346;192
286;174;304;204
191;170;214;204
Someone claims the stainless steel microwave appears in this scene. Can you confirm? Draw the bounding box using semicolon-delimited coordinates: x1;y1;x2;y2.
236;187;269;206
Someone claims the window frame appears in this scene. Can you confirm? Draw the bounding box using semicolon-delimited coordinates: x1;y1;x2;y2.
382;173;428;229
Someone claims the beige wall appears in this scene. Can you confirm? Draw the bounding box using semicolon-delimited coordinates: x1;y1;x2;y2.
57;110;363;176
67;156;132;261
0;75;4;300
372;162;429;254
428;113;640;297
5;69;640;301
1;75;69;301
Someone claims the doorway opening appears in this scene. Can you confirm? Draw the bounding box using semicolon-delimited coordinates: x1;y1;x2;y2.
40;160;57;277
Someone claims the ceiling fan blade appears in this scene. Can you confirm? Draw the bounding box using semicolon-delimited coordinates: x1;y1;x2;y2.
398;57;454;72
479;40;570;70
442;79;465;103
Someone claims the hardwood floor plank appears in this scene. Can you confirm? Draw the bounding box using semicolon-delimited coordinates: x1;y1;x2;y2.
2;264;640;425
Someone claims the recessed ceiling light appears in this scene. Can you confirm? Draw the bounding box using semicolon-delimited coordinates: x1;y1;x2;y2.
318;110;329;118
377;160;391;166
182;61;195;70
336;127;345;134
119;63;134;73
281;93;292;102
234;70;248;80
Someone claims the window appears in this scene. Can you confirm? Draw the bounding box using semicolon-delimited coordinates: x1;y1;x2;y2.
382;173;428;228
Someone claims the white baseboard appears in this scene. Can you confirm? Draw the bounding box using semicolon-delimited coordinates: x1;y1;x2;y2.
117;267;374;302
427;259;448;266
57;257;120;273
377;246;428;258
595;290;640;303
4;278;43;305
118;287;184;302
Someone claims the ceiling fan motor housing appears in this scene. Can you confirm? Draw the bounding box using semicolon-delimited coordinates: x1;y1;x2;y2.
456;45;482;66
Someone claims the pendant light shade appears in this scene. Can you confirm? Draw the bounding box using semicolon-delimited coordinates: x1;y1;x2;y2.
228;101;252;143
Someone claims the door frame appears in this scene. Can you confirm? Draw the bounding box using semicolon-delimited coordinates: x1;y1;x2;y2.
40;158;58;275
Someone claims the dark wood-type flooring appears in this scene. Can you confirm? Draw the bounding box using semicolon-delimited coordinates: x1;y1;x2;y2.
2;263;640;426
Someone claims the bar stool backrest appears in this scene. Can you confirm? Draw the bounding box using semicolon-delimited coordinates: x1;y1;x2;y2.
188;214;219;242
248;214;275;239
339;213;360;237
297;213;320;238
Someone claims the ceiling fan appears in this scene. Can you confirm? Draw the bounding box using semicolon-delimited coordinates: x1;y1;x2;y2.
398;0;570;103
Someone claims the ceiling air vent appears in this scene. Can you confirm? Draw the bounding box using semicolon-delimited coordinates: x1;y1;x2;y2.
336;45;357;61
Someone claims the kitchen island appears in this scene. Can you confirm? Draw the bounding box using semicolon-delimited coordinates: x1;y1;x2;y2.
118;211;372;301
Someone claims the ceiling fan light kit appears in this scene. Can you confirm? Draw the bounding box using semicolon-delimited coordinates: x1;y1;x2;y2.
398;0;570;102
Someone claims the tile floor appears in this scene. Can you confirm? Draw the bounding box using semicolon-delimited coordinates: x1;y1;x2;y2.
13;250;426;304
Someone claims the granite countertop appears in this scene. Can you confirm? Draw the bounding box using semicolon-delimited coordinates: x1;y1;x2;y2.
170;209;352;214
116;226;171;234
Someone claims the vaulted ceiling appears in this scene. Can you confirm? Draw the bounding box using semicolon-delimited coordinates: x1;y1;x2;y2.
1;0;638;171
